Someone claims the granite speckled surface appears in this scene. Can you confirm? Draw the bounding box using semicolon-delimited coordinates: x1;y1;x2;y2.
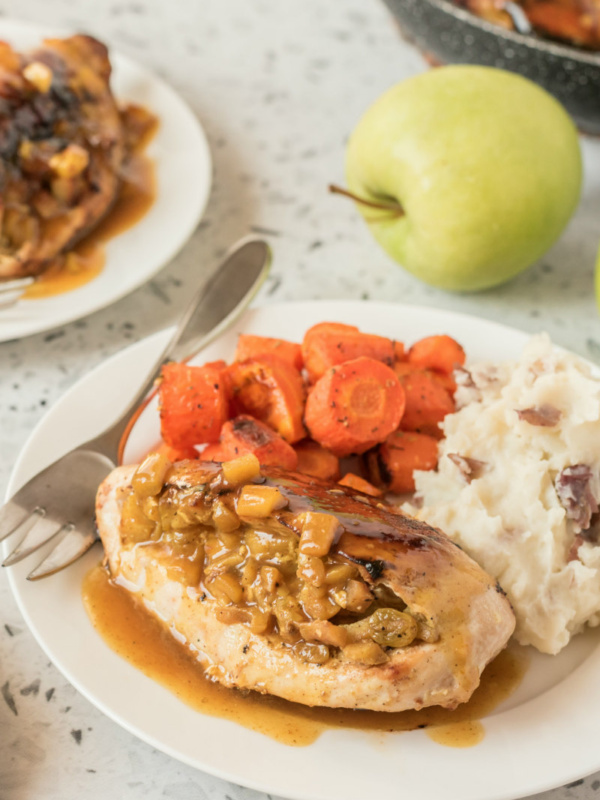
1;1;600;798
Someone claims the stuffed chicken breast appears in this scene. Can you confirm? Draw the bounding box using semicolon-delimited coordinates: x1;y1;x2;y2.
95;454;515;712
0;34;153;279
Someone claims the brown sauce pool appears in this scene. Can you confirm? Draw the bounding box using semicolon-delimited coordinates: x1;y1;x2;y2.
83;564;528;748
24;136;157;300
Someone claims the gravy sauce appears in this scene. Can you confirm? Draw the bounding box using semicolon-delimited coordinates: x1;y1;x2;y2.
24;149;156;300
83;564;528;748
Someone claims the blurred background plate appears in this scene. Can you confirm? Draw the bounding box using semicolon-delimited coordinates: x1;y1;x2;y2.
0;19;212;342
382;0;600;134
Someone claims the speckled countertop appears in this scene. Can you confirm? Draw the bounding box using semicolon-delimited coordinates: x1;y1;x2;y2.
1;1;600;798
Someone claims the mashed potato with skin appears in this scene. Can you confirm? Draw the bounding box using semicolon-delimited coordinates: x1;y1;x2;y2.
409;334;600;655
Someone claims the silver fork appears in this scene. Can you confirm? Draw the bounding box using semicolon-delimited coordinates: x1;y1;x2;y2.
0;276;35;309
0;238;271;580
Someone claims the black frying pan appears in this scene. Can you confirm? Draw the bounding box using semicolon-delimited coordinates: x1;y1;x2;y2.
382;0;600;134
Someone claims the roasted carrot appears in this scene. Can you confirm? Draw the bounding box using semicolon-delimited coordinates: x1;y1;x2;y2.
235;334;303;371
394;361;456;397
393;340;406;362
294;439;340;481
407;335;466;376
393;362;418;380
395;368;455;437
227;354;306;443
302;322;395;383
159;362;229;454
338;472;382;497
428;370;457;396
301;322;358;382
304;357;405;457
218;415;298;470
203;359;228;371
200;443;227;462
366;431;439;494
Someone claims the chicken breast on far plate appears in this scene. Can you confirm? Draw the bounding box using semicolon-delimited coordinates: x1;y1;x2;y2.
95;456;515;712
0;34;154;279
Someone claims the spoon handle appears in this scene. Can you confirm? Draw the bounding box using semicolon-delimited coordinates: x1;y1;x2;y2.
88;237;272;460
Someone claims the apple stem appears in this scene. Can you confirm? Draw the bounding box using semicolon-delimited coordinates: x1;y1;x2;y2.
328;184;405;218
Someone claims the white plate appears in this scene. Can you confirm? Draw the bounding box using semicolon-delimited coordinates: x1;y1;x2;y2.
0;19;211;342
6;301;600;800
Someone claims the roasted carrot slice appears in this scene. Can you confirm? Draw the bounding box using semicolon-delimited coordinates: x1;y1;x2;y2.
407;335;466;376
304;357;405;457
393;340;406;362
301;322;358;383
159;362;229;454
338;472;382;497
394;361;456;396
393;362;419;379
395;369;455;437
200;443;227;462
302;322;395;383
235;334;303;371
227;354;306;443
218;415;298;470
428;369;457;396
294;439;340;481
367;431;439;493
203;359;228;371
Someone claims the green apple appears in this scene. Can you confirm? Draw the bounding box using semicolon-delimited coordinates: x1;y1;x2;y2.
344;66;582;292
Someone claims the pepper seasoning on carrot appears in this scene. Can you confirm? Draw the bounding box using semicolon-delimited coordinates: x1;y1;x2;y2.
407;335;466;376
144;322;466;496
235;334;303;371
158;361;230;457
305;356;405;457
394;361;457;397
366;430;439;494
204;415;298;471
302;322;396;383
393;365;455;438
227;354;306;443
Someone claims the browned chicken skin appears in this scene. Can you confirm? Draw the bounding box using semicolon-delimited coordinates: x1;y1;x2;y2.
0;35;152;279
95;456;515;712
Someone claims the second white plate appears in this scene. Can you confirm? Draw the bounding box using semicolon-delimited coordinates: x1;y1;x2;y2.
0;19;212;342
6;301;600;800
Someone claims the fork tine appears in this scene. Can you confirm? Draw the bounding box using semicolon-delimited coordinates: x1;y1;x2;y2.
0;294;22;310
2;511;71;567
0;277;35;293
0;276;34;309
27;528;99;581
0;503;30;542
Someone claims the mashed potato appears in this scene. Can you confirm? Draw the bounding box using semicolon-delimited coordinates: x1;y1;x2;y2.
409;334;600;655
